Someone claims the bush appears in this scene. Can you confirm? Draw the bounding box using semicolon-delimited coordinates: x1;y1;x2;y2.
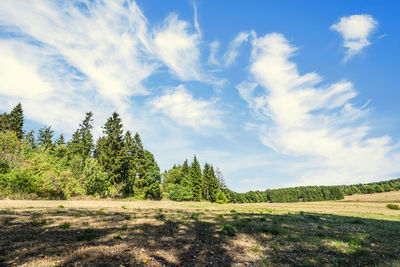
387;204;400;210
216;192;228;204
167;184;193;201
84;158;111;197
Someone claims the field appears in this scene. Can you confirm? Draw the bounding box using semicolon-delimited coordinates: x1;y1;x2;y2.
1;193;400;266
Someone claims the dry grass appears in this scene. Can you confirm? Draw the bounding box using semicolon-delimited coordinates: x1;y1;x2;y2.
342;190;400;203
1;193;400;266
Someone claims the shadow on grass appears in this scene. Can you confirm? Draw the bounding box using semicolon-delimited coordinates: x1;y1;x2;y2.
0;207;399;266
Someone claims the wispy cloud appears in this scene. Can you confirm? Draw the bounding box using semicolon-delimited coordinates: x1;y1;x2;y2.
149;85;223;131
238;32;400;185
224;32;249;67
331;14;378;62
0;0;219;131
153;14;204;81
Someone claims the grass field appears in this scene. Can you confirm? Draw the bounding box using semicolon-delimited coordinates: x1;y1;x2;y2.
1;193;400;266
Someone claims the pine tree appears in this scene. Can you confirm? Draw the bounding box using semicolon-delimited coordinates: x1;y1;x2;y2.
37;126;53;148
9;103;24;139
190;155;203;201
96;112;125;184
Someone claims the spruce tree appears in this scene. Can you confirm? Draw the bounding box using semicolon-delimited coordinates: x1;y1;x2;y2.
0;112;11;132
9;103;24;139
96;112;125;184
24;130;36;148
202;163;211;201
55;134;65;146
190;155;203;201
123;131;137;195
209;165;220;202
79;112;94;157
132;132;147;198
37;126;53;148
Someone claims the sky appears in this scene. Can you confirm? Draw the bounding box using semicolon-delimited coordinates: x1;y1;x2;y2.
1;0;400;192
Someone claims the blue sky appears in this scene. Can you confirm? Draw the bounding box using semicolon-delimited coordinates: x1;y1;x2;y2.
1;0;400;192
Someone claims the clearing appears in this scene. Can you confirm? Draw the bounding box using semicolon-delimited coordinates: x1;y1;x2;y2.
1;192;400;266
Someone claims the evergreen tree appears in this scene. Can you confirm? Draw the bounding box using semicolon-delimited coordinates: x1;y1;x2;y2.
78;112;94;157
208;165;220;202
55;134;65;146
0;112;12;132
37;126;53;148
132;132;147;198
202;163;211;201
122;131;137;195
190;155;203;201
182;159;190;177
143;150;161;199
24;130;36;148
67;130;81;155
9;103;24;139
96;112;125;184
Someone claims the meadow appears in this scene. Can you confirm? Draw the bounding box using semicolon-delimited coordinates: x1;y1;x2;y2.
1;192;400;266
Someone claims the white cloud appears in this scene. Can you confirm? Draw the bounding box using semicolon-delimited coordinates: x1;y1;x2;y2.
238;32;400;186
224;32;249;67
208;41;220;65
149;85;223;130
0;0;220;133
331;14;378;61
153;14;204;81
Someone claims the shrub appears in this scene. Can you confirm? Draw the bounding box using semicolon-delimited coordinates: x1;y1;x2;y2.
84;158;111;197
216;192;228;204
387;204;400;210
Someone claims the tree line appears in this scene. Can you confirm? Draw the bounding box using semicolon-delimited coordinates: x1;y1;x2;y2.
1;104;160;199
1;103;399;202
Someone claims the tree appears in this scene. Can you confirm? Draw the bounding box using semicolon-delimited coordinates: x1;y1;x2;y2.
78;112;94;158
37;126;53;149
0;112;12;132
122;131;137;196
95;112;125;184
55;134;65;146
132;132;147;198
208;165;220;202
190;155;203;201
24;130;36;148
9;103;24;139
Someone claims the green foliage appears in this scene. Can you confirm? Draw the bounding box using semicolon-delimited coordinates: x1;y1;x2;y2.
95;112;125;184
37;126;54;149
216;191;229;204
83;158;111;197
60;222;71;229
386;204;399;210
190;156;203;201
221;223;236;236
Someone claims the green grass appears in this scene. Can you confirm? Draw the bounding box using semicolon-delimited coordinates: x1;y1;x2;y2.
60;222;71;229
221;223;236;236
387;204;400;210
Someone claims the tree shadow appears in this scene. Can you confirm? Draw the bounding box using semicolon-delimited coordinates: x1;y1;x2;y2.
0;207;399;266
